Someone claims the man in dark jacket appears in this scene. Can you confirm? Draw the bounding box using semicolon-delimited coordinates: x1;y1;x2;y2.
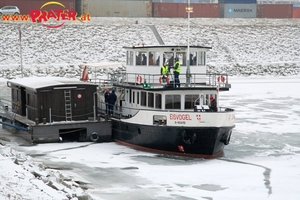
108;90;117;116
209;96;217;112
104;89;110;114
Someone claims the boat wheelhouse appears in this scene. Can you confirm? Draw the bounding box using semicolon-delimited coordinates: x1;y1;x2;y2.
99;45;235;158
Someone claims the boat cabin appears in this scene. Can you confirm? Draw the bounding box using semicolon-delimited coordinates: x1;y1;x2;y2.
124;45;212;84
7;77;98;123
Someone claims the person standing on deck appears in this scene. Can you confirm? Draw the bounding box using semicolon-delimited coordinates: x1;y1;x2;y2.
173;57;181;88
104;89;110;115
209;96;217;112
108;90;117;116
160;62;169;84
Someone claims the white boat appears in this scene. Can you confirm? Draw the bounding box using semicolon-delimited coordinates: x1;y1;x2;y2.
98;45;235;158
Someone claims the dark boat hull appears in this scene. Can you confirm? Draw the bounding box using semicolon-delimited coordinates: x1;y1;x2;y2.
111;120;234;158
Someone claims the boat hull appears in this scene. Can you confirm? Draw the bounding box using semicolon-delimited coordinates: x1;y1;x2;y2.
111;120;234;158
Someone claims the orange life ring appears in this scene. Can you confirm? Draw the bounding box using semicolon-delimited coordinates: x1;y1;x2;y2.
217;75;226;83
136;75;142;83
159;76;170;84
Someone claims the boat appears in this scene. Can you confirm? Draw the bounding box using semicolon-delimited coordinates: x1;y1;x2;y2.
98;45;236;158
0;76;111;143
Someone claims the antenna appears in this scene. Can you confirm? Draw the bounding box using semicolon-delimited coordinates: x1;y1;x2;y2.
185;0;193;87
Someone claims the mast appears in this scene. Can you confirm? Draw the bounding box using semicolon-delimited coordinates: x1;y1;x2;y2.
19;26;23;78
185;1;193;87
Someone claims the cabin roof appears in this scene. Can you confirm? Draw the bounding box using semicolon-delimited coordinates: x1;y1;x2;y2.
7;77;97;90
123;45;212;50
83;62;124;67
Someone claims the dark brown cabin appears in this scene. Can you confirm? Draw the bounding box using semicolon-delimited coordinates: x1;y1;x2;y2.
7;77;98;123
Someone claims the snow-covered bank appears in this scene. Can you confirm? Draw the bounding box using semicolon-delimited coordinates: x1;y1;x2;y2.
0;141;94;200
0;18;300;79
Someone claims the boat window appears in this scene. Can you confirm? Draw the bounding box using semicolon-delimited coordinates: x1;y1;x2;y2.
199;51;206;65
184;94;200;109
137;92;140;104
155;93;162;109
125;90;129;103
141;91;146;106
136;52;147;66
149;52;159;66
127;51;134;66
165;95;181;109
148;92;154;108
189;52;197;66
163;52;174;67
132;91;135;104
175;52;186;66
153;115;167;125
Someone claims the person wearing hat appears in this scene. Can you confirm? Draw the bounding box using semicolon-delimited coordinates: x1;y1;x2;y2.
173;57;181;88
209;95;217;112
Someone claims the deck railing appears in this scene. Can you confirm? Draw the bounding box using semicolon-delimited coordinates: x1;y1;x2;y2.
93;72;230;89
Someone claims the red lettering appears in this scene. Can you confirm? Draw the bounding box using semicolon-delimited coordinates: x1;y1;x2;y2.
1;15;10;21
10;15;19;21
38;10;48;22
47;10;58;20
29;10;41;22
169;114;192;121
20;15;30;21
68;10;77;20
60;10;68;20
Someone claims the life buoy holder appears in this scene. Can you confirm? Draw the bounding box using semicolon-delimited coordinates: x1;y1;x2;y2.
159;76;170;84
217;75;226;83
90;132;99;142
136;75;142;83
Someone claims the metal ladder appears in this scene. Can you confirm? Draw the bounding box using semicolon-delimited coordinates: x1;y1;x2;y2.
64;90;72;121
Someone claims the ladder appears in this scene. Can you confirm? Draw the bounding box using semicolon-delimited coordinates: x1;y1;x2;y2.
64;90;72;121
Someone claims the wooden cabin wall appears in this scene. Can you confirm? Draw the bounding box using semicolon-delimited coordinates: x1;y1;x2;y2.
11;86;26;116
26;91;38;122
36;85;97;123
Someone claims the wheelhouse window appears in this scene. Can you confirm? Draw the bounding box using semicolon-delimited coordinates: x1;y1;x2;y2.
199;51;206;65
189;52;197;66
148;92;154;108
136;52;147;66
185;94;200;109
176;52;186;66
163;52;174;66
165;95;181;109
155;93;162;109
127;51;133;66
149;52;159;66
141;91;146;106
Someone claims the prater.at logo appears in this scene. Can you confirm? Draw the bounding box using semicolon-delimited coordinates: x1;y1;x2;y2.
1;1;90;28
30;1;90;28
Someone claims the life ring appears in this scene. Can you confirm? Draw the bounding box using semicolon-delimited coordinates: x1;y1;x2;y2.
136;75;142;83
90;132;99;142
217;75;226;83
159;76;170;84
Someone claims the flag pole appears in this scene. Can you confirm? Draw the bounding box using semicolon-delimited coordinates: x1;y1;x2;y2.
19;26;23;78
